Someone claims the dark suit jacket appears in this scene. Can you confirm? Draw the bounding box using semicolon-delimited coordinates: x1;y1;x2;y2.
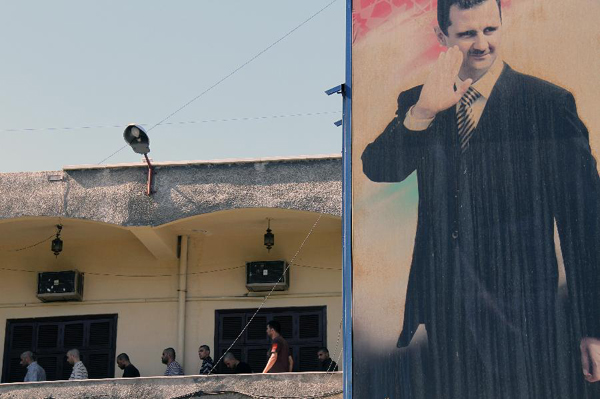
361;64;600;355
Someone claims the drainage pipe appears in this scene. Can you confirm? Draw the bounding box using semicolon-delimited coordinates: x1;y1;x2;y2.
177;236;189;368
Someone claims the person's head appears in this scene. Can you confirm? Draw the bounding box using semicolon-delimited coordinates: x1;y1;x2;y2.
266;320;281;339
66;349;80;365
223;352;239;369
198;345;211;360
116;353;130;369
435;0;502;81
20;351;34;367
317;348;331;362
161;348;176;365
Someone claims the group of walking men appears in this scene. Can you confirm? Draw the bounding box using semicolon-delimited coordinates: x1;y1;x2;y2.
17;319;337;382
19;348;90;382
163;320;338;376
160;344;248;375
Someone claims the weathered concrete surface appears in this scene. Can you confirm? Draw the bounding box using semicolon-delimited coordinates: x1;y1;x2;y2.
0;156;342;226
0;372;343;399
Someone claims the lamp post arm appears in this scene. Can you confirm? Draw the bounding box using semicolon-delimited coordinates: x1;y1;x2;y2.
144;153;155;196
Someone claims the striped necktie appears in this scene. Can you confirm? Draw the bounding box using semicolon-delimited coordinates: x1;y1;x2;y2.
457;87;481;152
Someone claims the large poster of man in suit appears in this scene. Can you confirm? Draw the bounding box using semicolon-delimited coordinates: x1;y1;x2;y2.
351;0;600;398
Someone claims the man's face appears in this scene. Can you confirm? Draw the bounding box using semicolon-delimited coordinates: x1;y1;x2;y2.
266;326;274;338
20;356;29;367
117;358;126;370
224;359;234;369
437;0;502;81
317;351;329;362
161;351;168;365
198;347;209;360
66;354;75;365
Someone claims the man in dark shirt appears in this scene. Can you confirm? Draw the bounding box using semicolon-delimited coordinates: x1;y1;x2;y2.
198;345;214;375
223;352;253;374
262;320;293;373
116;353;140;378
317;347;338;372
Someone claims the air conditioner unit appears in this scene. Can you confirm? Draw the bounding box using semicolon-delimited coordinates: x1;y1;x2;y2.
37;270;84;302
246;261;289;292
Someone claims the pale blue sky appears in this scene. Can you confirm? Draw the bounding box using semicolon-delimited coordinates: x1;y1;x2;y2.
0;0;345;172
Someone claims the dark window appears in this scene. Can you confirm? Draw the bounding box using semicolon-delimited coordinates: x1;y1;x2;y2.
89;322;111;347
63;323;84;348
37;324;59;348
214;306;326;374
299;346;320;371
299;314;320;339
2;314;117;383
221;315;244;341
11;325;34;350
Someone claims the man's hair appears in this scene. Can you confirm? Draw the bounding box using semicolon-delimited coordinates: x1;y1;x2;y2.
117;353;130;362
163;347;176;360
199;345;210;352
438;0;502;35
267;320;281;333
20;351;35;361
223;352;237;361
67;349;80;359
317;347;330;354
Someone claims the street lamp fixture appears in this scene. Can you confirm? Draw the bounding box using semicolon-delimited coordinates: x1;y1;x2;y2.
123;124;155;195
51;224;63;257
264;219;274;252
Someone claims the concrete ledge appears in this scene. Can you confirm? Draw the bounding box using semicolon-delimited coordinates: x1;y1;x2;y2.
63;154;343;171
0;157;342;226
0;372;343;399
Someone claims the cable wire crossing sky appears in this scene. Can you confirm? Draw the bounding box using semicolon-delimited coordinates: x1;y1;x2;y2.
0;0;345;173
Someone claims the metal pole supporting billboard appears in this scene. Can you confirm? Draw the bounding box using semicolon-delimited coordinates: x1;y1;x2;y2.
342;0;353;398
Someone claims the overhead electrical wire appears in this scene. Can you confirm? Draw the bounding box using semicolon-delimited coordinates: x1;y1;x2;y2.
0;228;341;276
97;0;340;166
6;234;55;252
0;262;340;278
0;111;341;134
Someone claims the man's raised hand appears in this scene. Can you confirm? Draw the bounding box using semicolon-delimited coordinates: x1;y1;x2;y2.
412;46;472;120
581;337;600;383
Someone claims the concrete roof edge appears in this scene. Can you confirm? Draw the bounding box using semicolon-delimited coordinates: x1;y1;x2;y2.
63;153;343;171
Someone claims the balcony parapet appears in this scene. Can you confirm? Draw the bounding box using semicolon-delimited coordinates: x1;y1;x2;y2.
0;371;343;399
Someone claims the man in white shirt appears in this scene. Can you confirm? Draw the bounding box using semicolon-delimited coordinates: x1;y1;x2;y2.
361;0;600;397
66;349;88;380
20;351;46;382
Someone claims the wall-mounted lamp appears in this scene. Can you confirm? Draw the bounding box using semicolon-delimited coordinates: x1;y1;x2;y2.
51;225;63;257
264;219;274;252
123;124;155;195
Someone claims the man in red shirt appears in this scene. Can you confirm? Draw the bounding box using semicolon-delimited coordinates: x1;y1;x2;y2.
262;320;293;373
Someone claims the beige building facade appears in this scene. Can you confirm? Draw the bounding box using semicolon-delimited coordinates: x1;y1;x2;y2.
0;155;342;381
